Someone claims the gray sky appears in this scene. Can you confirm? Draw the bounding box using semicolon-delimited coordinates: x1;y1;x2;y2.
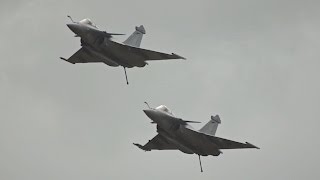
1;0;320;179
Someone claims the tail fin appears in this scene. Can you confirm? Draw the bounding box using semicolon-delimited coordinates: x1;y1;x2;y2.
199;115;221;136
123;25;146;47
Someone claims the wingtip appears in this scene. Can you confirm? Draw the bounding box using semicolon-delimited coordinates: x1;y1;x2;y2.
133;143;150;151
60;57;75;64
246;142;260;149
133;143;142;148
172;53;186;60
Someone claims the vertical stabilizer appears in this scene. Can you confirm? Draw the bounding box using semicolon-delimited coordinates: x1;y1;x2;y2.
199;115;221;136
123;25;146;47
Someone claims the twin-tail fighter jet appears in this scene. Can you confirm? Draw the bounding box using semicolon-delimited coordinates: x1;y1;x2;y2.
134;103;259;172
60;16;186;84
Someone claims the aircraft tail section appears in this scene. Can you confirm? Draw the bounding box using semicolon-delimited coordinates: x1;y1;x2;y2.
123;25;146;47
199;115;221;136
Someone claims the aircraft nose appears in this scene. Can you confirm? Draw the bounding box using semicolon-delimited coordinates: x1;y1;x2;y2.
143;109;157;121
67;23;82;35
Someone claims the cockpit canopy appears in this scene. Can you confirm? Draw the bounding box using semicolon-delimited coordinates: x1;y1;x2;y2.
79;18;98;28
155;105;173;115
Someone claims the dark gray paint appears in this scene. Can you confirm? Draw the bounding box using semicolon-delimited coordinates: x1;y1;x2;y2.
60;17;185;84
134;105;258;171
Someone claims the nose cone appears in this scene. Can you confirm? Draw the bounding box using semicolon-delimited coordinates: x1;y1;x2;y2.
143;109;157;121
67;23;83;36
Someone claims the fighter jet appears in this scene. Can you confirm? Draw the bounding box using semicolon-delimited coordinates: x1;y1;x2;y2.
134;103;259;172
60;16;185;84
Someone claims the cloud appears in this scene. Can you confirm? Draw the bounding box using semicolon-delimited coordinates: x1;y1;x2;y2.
1;0;320;179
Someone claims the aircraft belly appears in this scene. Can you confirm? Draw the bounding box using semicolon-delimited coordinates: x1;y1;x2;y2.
178;127;221;156
103;43;147;68
84;46;119;66
120;55;147;68
100;53;120;67
158;131;194;154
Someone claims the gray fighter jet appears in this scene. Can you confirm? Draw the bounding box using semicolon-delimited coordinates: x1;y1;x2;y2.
60;16;185;84
134;103;259;172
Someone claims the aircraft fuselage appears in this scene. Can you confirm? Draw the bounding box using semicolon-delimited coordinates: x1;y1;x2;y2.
143;109;222;156
67;23;147;68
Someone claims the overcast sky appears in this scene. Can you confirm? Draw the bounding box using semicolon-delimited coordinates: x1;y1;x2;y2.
1;0;320;179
